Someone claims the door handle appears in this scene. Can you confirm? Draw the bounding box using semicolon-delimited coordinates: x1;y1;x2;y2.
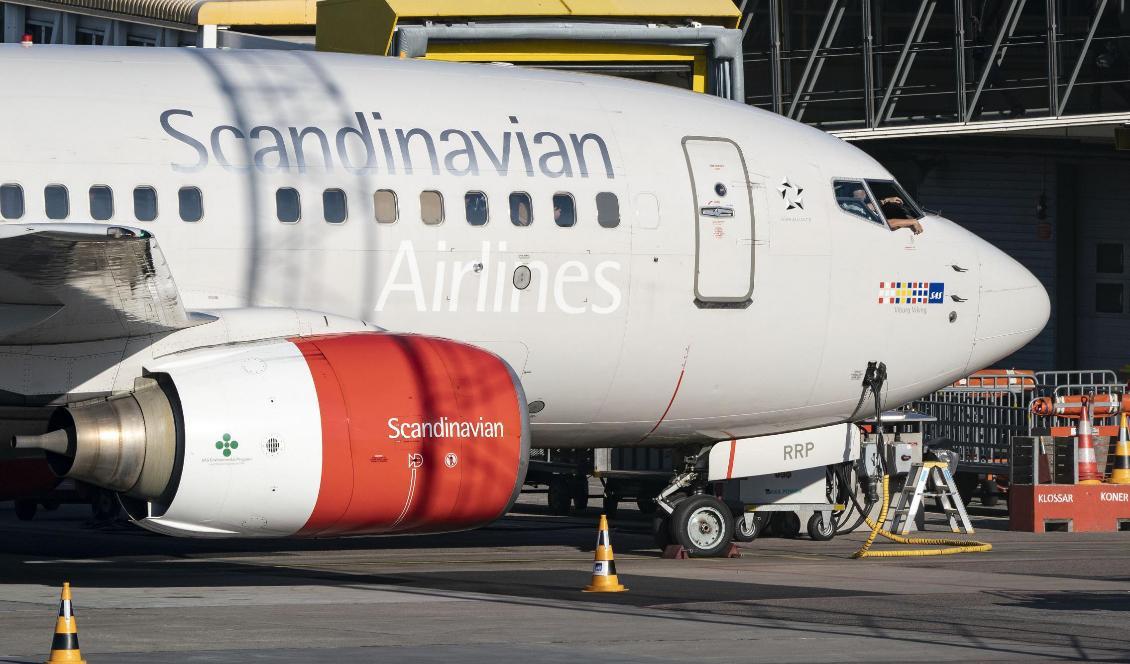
700;206;734;218
950;264;969;273
950;295;968;303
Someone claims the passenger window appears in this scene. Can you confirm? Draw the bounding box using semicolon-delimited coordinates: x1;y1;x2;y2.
45;185;69;220
509;192;532;226
0;184;24;220
374;189;397;223
596;192;620;228
552;193;576;228
133;186;157;222
89;185;113;221
179;187;203;222
465;191;488;226
276;187;301;223
833;179;884;226
323;189;347;224
420;191;444;225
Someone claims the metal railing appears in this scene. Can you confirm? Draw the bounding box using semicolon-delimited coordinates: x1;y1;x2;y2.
907;369;1124;475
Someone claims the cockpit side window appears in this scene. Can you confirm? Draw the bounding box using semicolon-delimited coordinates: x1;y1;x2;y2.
833;179;885;226
865;180;923;220
866;179;925;234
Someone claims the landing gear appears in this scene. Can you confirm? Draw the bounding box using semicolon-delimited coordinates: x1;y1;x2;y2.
14;499;37;521
669;494;734;557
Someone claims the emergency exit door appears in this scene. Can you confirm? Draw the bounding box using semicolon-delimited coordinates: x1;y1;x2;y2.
683;137;754;304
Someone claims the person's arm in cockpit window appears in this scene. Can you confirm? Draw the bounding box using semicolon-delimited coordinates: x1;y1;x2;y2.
879;196;923;235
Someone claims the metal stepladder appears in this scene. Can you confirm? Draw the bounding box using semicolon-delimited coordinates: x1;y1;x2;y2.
885;461;975;535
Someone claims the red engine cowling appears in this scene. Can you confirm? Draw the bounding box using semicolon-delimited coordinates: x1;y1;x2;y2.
14;333;529;538
293;334;529;536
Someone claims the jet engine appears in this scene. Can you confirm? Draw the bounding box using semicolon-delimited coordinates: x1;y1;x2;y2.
13;333;529;537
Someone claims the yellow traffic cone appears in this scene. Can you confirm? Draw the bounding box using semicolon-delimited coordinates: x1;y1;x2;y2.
45;582;86;664
583;514;626;593
1111;413;1130;484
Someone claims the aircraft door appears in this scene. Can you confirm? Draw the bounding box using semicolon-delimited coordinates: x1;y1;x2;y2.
682;138;754;305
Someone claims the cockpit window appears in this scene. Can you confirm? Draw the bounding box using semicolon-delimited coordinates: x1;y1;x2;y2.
865;180;923;220
833;179;885;226
834;178;925;234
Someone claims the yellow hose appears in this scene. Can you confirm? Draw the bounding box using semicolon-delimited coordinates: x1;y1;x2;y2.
852;474;992;558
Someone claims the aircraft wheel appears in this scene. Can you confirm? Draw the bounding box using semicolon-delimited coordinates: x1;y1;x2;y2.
14;499;37;521
807;512;836;541
572;476;589;512
42;500;61;511
602;495;619;519
733;512;766;542
670;494;733;557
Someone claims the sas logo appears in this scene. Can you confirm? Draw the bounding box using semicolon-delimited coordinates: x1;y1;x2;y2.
877;281;944;305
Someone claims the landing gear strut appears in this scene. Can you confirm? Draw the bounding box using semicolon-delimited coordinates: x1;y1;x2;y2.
652;446;735;557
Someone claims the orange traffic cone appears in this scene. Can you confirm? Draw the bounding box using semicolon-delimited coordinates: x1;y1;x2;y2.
45;582;86;664
1111;413;1130;485
1077;398;1102;485
583;514;626;593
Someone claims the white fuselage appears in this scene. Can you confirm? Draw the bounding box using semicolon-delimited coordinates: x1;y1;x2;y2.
0;46;1049;448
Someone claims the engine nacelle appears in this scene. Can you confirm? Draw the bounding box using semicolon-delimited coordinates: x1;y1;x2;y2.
14;333;529;537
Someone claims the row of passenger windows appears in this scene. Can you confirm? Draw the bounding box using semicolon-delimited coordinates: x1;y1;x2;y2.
366;190;620;228
0;184;202;222
0;183;622;229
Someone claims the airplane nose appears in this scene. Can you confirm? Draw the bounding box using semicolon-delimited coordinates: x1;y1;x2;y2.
966;241;1051;372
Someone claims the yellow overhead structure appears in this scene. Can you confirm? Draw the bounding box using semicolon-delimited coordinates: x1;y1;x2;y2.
316;0;744;99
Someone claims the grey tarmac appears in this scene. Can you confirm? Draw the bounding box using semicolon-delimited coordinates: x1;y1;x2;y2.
1;490;1128;663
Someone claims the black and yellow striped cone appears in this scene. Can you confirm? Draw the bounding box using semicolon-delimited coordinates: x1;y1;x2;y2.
583;514;626;593
1111;413;1130;485
45;582;86;664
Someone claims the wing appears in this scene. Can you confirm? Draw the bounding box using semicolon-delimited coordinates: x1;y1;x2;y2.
0;223;209;344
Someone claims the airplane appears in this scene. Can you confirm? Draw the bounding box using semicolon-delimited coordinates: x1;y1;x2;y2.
0;45;1048;554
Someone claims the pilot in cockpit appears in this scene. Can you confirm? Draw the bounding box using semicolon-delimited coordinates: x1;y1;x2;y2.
836;180;924;235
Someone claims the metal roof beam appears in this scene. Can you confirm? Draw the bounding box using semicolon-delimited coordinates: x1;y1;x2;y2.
395;22;745;102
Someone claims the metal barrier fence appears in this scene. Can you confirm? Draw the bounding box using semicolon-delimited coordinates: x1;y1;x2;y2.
906;370;1124;475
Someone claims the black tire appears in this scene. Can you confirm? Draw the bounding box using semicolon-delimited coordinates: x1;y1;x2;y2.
548;477;571;515
733;513;766;542
955;473;978;504
670;494;734;557
980;480;999;507
602;495;619;519
652;514;672;550
807;512;836;541
636;498;658;515
42;500;61;512
572;476;589;512
14;499;37;521
773;512;802;539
